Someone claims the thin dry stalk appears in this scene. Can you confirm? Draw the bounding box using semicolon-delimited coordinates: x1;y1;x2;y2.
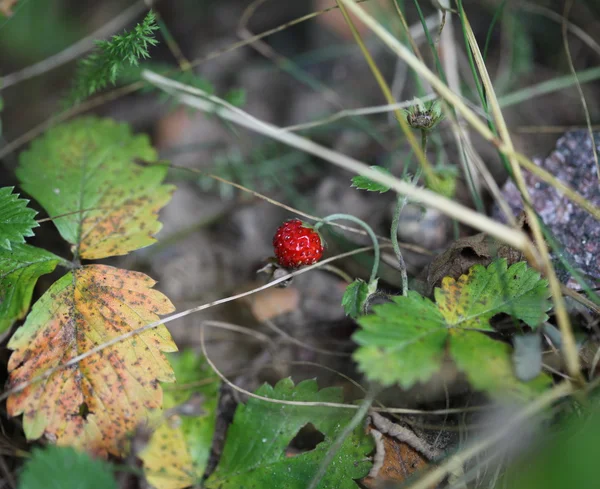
142;69;533;255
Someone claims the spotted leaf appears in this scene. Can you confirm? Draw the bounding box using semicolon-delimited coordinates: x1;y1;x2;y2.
435;260;551;330
353;260;551;398
140;350;219;489
7;264;177;456
16;117;174;259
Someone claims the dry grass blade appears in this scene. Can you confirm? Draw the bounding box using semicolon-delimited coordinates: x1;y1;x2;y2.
142;69;533;255
0;246;377;403
459;9;581;384
337;0;600;222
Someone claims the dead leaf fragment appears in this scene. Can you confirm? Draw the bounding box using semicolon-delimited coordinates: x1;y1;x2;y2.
249;286;300;322
426;232;524;294
362;423;430;488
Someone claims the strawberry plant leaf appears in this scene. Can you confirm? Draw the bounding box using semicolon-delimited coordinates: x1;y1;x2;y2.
351;166;392;193
436;260;551;330
7;264;177;456
16;117;174;260
342;279;377;319
205;378;373;489
353;291;448;388
353;260;551;397
18;445;117;489
0;244;62;333
449;330;550;397
140;350;220;489
0;186;38;250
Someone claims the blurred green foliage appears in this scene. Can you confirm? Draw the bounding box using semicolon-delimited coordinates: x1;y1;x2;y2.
0;0;83;61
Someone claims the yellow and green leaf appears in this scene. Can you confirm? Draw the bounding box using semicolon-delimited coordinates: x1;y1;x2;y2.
140;350;220;489
7;264;177;456
16;117;174;260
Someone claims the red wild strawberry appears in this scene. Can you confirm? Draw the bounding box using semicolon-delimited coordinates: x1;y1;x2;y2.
272;219;324;269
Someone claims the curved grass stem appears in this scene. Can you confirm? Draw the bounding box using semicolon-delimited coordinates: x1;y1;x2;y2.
316;214;380;283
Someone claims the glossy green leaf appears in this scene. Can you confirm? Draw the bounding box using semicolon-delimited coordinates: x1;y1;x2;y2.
0;244;61;332
16;117;174;260
205;378;373;489
351;166;392;193
18;446;117;489
140;350;220;489
0;186;38;250
353;260;551;398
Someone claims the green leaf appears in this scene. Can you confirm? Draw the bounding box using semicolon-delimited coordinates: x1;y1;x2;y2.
353;260;551;398
16;117;174;260
205;378;373;489
351;166;392;193
450;330;550;398
0;244;61;333
0;187;38;250
353;291;448;388
342;279;377;319
18;445;117;489
140;350;220;489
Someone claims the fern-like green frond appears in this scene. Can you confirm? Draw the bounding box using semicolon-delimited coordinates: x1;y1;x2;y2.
67;10;159;105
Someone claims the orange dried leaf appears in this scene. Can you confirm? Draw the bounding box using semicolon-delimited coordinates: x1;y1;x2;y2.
249;286;300;322
362;428;430;489
7;264;177;456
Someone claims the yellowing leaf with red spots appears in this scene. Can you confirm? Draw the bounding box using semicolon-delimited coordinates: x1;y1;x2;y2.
6;265;177;456
16;117;174;260
140;351;219;489
354;260;551;399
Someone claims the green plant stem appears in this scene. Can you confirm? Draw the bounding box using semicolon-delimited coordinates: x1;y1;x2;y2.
315;214;380;283
391;196;409;295
307;385;380;489
391;132;426;296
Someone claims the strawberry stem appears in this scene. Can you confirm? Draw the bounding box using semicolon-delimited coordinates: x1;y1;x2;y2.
315;214;380;283
391;164;423;296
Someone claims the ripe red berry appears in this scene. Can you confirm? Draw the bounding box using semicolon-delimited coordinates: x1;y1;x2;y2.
272;219;324;269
